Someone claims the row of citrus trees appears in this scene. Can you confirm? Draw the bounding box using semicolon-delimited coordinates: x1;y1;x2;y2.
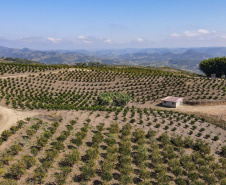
0;117;225;184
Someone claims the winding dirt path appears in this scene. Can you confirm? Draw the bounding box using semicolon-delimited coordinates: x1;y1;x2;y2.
0;106;38;134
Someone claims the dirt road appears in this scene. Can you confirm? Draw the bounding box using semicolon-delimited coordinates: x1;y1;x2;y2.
0;106;37;134
176;104;226;120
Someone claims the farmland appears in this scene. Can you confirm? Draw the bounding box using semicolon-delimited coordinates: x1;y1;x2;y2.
0;63;225;185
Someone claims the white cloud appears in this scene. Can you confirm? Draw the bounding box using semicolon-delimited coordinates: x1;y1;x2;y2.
77;35;86;40
82;40;92;44
170;29;215;38
170;33;181;37
77;35;96;44
18;37;33;43
47;37;62;43
183;30;200;37
197;29;210;34
136;38;144;42
104;39;112;44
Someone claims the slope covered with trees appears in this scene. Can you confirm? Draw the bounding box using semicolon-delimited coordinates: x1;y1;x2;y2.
0;62;225;184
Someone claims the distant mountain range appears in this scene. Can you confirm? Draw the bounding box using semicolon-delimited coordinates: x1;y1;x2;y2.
1;46;226;72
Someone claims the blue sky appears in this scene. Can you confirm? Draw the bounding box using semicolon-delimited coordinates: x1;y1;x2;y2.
1;0;226;50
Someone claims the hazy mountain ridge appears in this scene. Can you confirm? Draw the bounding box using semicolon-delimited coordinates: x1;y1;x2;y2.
0;46;226;72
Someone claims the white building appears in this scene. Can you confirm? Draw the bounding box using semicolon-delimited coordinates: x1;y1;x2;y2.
161;96;183;108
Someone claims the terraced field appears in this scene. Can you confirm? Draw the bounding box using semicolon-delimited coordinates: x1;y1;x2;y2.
0;63;225;185
0;64;225;111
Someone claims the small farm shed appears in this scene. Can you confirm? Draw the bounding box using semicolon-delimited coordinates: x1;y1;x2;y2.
161;96;183;108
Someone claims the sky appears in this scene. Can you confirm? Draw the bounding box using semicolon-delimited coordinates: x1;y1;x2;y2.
1;0;226;50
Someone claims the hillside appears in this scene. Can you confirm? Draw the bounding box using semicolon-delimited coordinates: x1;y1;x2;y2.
0;63;225;184
0;57;42;65
2;46;226;72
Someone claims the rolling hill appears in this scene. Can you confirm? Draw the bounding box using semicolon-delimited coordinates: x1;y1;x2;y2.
1;46;226;72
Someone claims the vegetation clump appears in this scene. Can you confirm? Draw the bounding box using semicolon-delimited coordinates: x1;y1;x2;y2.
97;92;130;106
199;57;226;77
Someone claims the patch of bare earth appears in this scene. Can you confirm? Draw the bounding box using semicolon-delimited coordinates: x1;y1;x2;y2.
176;104;226;121
0;106;38;134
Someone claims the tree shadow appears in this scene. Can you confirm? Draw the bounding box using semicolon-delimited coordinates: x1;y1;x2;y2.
100;152;107;159
100;145;107;150
113;172;120;180
92;130;98;134
134;168;140;175
93;180;102;185
96;169;102;177
73;174;82;182
86;141;93;147
45;182;56;185
67;145;76;149
133;177;142;184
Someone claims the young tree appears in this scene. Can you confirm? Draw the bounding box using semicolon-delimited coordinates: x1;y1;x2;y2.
8;161;26;180
80;162;96;181
22;155;36;169
60;150;80;167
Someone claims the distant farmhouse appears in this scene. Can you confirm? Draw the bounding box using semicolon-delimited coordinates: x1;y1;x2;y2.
161;96;183;108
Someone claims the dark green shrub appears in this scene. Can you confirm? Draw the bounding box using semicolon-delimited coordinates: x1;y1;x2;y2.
60;150;80;167
97;92;130;106
109;123;119;133
33;167;47;184
172;127;177;131
214;169;226;180
92;131;103;144
184;136;194;148
10;144;22;155
96;123;105;131
121;123;132;136
54;172;66;185
22;155;36;169
146;129;156;138
51;141;65;150
80;162;96;180
155;123;160;128
130;119;135;123
26;129;35;137
220;145;226;157
175;177;187;185
71;136;83;148
1;130;12;141
119;174;133;184
31;147;39;156
105;137;116;146
171;135;184;147
213;136;219;141
101;171;112;182
220;179;226;185
188;171;199;181
172;167;183;177
193;139;210;154
8;161;26;179
199;57;226;77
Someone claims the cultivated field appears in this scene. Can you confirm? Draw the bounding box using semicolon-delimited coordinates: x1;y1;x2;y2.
0;63;225;185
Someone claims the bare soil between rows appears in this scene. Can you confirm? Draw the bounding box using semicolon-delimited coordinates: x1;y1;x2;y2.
0;103;225;136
